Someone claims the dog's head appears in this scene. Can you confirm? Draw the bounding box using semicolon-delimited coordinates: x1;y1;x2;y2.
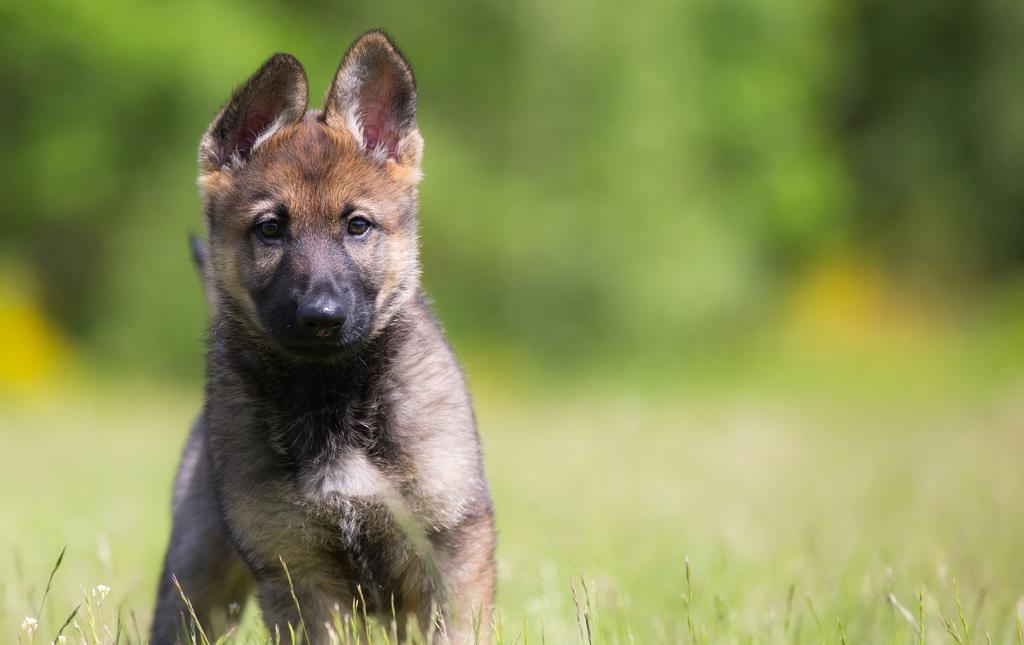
197;31;423;361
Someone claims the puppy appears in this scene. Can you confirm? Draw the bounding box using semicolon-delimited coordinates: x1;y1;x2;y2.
151;30;496;644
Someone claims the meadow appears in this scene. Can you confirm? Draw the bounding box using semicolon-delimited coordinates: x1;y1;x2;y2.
4;2;1024;641
3;338;1024;643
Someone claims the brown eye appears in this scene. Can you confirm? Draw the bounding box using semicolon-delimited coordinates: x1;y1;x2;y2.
256;219;284;240
347;216;372;237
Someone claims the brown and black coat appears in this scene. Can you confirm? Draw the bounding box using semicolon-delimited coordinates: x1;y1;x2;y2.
151;30;496;644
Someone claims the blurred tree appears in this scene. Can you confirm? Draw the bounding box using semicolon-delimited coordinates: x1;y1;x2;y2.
0;0;1019;379
834;0;1024;280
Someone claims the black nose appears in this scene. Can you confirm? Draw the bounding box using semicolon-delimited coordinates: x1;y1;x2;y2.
297;297;346;336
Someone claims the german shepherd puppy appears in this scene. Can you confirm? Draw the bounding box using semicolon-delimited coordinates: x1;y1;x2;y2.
151;30;496;644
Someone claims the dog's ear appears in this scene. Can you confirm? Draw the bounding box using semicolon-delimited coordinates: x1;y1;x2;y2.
199;53;308;175
323;30;422;181
188;232;216;311
189;231;209;279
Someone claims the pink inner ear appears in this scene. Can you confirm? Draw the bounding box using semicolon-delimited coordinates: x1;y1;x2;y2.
357;68;403;159
358;101;401;159
234;105;275;159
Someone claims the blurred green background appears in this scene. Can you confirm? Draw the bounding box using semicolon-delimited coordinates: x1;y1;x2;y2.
4;1;1024;641
4;0;1024;389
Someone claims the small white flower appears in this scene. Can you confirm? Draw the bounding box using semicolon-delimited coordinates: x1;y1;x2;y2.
21;616;38;634
92;584;111;601
54;636;67;644
228;602;241;614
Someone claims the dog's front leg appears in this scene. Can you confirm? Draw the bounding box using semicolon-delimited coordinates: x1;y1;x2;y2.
429;511;497;644
152;425;254;644
257;578;340;643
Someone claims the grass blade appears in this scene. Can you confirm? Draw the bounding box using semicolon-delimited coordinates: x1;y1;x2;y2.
171;574;210;645
53;604;79;644
279;556;308;643
888;592;917;633
806;596;825;645
836;616;848;645
939;613;964;644
684;559;696;643
36;545;66;626
954;579;971;645
919;587;926;645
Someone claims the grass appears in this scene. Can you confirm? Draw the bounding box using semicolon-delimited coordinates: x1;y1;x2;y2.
2;362;1024;643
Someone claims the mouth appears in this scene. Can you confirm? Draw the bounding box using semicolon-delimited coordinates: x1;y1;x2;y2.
279;341;350;360
258;317;370;361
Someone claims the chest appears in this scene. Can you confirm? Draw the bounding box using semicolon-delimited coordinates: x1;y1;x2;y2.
223;447;414;591
303;449;392;502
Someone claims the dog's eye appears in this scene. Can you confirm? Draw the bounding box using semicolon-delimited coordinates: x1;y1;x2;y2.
347;216;372;237
256;219;284;240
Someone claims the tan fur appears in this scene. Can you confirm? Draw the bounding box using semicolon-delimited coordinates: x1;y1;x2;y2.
152;32;495;645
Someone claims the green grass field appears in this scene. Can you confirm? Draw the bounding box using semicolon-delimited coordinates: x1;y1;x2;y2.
2;360;1024;643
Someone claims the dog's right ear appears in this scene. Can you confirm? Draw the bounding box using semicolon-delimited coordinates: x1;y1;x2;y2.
189;232;209;279
198;53;308;177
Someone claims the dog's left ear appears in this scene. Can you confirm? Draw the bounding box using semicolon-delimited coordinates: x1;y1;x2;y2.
323;30;422;181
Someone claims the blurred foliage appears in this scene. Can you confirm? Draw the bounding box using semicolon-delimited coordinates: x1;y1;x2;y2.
1;0;1023;380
